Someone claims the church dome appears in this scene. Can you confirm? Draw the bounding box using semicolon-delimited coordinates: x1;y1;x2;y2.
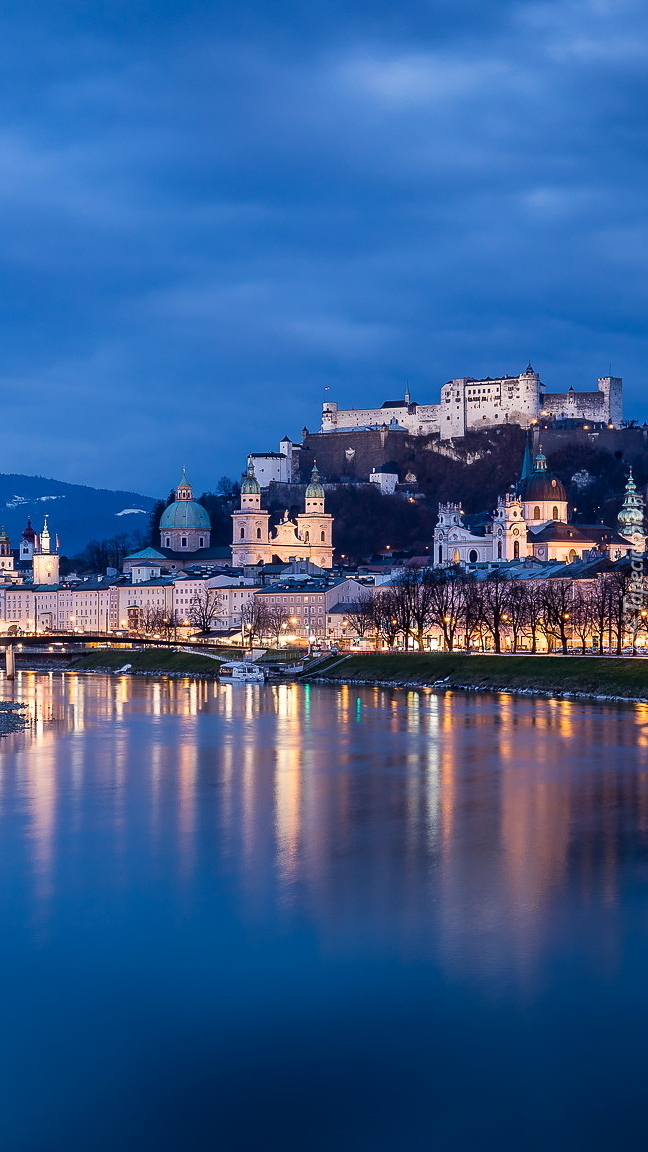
159;499;210;531
240;460;261;495
522;452;567;503
305;463;324;499
22;517;35;542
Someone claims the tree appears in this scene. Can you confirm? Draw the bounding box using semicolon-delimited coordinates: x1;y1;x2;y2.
189;586;223;633
425;567;465;651
540;580;574;654
240;600;271;646
371;587;402;648
265;604;292;646
572;585;596;654
480;570;514;653
343;590;376;640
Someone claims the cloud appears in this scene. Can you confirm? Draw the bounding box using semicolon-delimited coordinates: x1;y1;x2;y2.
0;0;645;498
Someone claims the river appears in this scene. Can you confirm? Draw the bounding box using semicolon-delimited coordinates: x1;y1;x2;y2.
0;671;647;1150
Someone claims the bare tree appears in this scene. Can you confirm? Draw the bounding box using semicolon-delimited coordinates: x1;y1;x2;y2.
240;599;271;646
426;568;465;651
571;585;596;654
540;580;574;654
265;604;292;646
189;586;222;633
480;570;514;653
344;590;376;641
372;587;402;648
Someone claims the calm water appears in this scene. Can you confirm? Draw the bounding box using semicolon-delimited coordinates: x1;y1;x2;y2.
0;673;647;1150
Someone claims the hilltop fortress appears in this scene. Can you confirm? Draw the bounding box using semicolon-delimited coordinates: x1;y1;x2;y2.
321;364;622;440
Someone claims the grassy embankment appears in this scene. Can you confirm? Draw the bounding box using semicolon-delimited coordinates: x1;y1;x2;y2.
70;649;223;675
68;646;303;676
306;653;648;700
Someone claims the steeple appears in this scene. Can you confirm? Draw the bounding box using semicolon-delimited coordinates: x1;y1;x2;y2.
176;467;193;502
519;431;534;486
534;448;547;471
404;383;411;405
618;468;645;539
40;515;52;552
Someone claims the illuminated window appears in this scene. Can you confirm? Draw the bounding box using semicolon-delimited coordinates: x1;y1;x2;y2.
552;506;558;520
534;506;540;520
514;540;520;559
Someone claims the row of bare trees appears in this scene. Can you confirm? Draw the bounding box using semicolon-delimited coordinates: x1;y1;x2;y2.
343;567;645;654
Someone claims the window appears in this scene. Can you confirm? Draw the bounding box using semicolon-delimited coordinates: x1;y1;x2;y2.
534;506;540;520
469;549;478;563
165;537;171;547
513;540;520;559
452;549;460;564
438;544;443;563
181;537;187;547
304;531;309;542
256;528;261;539
552;506;558;520
240;528;245;539
199;537;204;547
320;531;325;542
497;541;502;559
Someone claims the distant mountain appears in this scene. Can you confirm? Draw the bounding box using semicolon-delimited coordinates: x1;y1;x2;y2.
0;474;157;556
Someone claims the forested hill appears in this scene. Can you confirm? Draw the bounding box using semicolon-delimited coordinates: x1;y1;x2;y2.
0;474;156;556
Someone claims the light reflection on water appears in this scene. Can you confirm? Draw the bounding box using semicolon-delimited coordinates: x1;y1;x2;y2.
0;672;647;1149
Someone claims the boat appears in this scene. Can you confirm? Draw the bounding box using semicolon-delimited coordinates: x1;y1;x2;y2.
218;661;266;683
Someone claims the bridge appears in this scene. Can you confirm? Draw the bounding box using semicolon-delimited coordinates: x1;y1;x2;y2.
0;633;241;679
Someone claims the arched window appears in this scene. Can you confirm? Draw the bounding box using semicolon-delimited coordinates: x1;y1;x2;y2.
452;549;460;564
469;549;478;563
256;527;261;539
320;531;325;542
240;527;245;539
304;531;310;542
514;540;520;559
165;537;171;547
497;541;502;559
552;506;558;520
569;548;577;562
438;545;443;563
533;506;541;520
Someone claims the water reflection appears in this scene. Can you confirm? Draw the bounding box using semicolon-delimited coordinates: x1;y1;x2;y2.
1;672;648;988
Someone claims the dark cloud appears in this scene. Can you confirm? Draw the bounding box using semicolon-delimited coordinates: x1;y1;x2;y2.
0;0;647;494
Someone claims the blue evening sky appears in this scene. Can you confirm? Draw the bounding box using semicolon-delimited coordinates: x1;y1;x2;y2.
1;0;647;495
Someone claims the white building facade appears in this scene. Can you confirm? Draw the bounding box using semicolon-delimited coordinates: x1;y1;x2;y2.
321;367;622;441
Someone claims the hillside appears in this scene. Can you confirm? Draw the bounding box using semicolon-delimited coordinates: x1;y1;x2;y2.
0;474;156;556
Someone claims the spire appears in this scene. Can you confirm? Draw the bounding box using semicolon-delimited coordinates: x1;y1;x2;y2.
176;467;193;501
618;467;645;538
534;447;547;471
405;383;411;405
40;515;51;552
525;361;534;374
519;431;534;484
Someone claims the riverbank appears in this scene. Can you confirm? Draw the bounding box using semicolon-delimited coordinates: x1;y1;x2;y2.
69;650;223;676
0;701;28;735
305;653;648;702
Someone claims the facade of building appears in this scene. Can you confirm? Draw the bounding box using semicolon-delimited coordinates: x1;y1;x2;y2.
254;576;364;642
321;366;623;441
231;462;334;568
434;451;642;566
248;438;299;487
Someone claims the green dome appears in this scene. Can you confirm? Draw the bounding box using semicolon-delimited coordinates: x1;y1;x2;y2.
305;463;324;499
159;499;211;531
241;460;260;495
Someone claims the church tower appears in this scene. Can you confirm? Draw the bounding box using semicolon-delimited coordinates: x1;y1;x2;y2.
618;469;646;552
32;516;60;585
20;517;35;562
231;459;271;564
296;464;334;568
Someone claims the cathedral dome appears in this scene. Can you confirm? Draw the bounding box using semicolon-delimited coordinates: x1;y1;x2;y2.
521;452;567;503
159;499;210;531
305;463;324;499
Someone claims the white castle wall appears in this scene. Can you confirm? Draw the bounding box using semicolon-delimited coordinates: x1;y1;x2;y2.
322;370;621;440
